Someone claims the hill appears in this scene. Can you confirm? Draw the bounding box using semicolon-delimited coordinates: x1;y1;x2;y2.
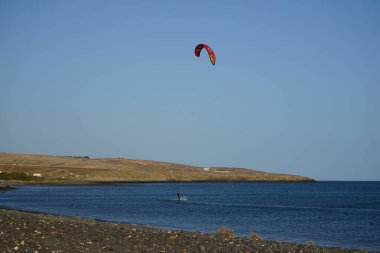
0;153;314;183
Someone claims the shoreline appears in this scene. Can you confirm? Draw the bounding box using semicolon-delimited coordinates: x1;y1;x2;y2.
0;208;375;253
1;179;316;187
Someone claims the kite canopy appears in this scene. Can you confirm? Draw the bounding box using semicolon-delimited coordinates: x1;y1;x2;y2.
194;44;216;65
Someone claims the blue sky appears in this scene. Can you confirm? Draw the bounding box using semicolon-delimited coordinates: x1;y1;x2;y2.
1;1;379;180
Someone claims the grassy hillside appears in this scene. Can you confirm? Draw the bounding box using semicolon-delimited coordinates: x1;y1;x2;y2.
0;153;314;183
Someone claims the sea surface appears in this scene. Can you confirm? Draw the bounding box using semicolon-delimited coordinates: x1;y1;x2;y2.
1;181;379;251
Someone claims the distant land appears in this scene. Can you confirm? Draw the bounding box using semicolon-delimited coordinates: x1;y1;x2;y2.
0;153;314;183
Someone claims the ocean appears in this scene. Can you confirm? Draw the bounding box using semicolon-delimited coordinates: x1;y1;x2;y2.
0;181;379;251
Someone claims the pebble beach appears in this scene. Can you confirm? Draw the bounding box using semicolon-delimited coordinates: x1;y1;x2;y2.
0;208;375;253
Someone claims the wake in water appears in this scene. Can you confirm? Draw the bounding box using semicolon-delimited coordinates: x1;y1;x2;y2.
178;196;188;201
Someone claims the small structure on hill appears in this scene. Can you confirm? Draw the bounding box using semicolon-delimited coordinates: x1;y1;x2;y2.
203;167;230;173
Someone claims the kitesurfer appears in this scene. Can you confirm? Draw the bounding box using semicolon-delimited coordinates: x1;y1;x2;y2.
177;192;181;200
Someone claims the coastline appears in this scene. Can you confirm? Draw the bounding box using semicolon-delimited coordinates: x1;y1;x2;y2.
0;153;315;183
0;179;316;187
0;208;374;253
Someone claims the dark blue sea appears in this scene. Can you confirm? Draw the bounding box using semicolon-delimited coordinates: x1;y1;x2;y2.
1;182;379;252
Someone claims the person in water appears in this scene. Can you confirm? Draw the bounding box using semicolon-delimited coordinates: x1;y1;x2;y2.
177;192;180;200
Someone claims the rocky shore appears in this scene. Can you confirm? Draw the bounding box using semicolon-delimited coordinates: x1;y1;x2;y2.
0;208;374;253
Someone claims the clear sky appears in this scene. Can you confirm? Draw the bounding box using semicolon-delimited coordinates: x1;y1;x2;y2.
1;1;379;180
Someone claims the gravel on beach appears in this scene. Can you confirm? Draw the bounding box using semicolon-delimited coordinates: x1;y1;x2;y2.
0;208;374;253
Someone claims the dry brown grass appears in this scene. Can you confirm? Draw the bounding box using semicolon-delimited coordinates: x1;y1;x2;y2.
250;232;262;241
217;226;235;238
0;153;314;183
